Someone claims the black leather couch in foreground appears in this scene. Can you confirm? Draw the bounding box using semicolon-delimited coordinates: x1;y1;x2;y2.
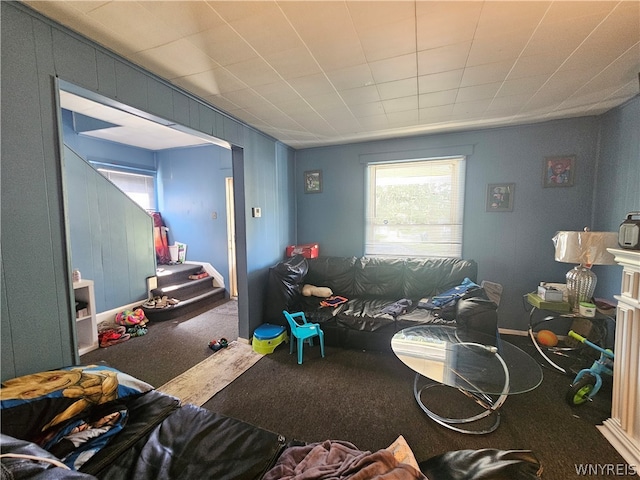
264;255;479;351
1;365;541;479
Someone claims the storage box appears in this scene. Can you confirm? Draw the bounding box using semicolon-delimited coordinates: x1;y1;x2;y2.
252;324;288;354
537;285;564;302
285;243;319;258
526;292;571;312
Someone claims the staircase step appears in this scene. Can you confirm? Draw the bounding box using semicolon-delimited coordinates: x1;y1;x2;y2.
143;287;226;322
151;276;215;301
156;264;204;288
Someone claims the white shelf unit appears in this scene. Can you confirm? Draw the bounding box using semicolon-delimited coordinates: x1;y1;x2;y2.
73;279;99;355
598;248;640;474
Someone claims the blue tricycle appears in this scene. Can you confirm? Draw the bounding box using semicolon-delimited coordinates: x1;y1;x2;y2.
566;330;614;406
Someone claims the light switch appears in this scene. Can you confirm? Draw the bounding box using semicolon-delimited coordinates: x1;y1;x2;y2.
252;207;261;218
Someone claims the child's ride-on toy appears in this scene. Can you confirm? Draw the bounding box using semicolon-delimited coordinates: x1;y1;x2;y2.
566;330;614;406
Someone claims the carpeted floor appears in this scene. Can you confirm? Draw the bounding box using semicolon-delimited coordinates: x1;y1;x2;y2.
80;298;239;387
203;335;636;480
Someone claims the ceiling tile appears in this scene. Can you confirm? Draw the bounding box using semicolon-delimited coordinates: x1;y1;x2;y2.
172;69;227;98
347;1;414;30
473;2;548;39
326;64;375;91
225;57;281;87
382;96;419;114
460;61;515;88
186;24;257;66
418;70;464;94
28;0;640;149
340;85;381;106
419;103;454;123
417;42;472;76
304;92;348;114
416;2;482;50
131;39;219;80
288;73;337;97
377;78;418;101
466;33;531;67
358;18;417;62
456;83;502;103
349;101;386;118
85;2;184;52
496;75;549;98
369;53;418;83
252;81;303;105
140;1;225;37
419;90;458;109
263;46;323;80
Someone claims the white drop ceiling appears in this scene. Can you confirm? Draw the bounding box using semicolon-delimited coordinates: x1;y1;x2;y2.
26;1;640;150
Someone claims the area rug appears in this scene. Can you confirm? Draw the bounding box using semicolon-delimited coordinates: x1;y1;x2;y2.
157;340;263;406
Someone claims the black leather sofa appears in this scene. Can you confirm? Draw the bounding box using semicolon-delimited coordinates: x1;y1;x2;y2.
1;364;541;480
264;255;479;351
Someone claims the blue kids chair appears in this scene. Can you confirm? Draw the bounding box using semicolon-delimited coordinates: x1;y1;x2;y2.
282;310;325;364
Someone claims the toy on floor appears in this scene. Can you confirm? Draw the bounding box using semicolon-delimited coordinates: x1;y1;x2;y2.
566;330;614;406
209;338;228;352
536;329;558;347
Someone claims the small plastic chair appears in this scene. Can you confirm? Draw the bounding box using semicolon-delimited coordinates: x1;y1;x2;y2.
282;310;325;364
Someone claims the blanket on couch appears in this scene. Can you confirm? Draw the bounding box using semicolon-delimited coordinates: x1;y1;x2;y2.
263;440;426;480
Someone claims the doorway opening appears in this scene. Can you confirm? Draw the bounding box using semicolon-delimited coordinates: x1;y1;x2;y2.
56;80;242;369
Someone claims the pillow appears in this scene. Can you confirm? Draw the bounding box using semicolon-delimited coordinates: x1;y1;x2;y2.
0;365;153;442
386;435;420;471
301;284;333;298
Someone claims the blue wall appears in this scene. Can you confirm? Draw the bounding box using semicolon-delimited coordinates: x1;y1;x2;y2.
1;2;296;380
64;146;155;313
295;113;639;331
157;145;233;287
592;96;640;300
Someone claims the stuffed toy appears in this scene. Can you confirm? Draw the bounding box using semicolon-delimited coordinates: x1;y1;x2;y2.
115;308;148;327
301;284;333;298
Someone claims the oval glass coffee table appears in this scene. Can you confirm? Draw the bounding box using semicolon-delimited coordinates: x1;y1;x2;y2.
391;325;543;434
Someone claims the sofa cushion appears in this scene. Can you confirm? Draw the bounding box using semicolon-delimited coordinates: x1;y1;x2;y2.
403;257;477;299
305;257;357;297
353;257;405;298
336;298;396;331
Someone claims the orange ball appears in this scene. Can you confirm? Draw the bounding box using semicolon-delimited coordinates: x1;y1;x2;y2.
537;329;558;347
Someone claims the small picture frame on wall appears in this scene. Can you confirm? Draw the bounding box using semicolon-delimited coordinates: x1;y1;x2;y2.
486;183;515;212
543;155;575;187
304;170;322;194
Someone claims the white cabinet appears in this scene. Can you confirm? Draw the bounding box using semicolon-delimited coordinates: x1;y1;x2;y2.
73;279;99;355
598;249;640;472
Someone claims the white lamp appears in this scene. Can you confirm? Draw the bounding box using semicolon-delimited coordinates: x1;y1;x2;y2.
552;228;618;311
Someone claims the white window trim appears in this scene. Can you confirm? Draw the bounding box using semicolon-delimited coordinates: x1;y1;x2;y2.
365;156;466;258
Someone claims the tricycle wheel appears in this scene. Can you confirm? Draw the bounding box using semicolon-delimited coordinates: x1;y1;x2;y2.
566;375;596;406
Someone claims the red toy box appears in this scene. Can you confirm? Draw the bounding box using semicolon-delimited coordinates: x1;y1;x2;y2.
285;243;319;258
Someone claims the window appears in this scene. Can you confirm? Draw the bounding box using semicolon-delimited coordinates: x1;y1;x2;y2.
365;157;466;258
97;168;156;211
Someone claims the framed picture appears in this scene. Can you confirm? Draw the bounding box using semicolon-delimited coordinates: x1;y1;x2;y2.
304;170;322;194
543;155;575;187
486;183;515;212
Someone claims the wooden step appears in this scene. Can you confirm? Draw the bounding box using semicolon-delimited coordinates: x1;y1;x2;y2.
143;287;226;322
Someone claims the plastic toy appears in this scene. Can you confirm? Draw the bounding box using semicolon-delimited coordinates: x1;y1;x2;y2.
566;330;614;406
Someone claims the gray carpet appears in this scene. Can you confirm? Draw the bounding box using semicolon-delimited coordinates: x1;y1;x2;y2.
203;336;636;480
80;299;239;387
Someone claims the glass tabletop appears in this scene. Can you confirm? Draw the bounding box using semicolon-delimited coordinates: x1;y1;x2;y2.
391;325;543;395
